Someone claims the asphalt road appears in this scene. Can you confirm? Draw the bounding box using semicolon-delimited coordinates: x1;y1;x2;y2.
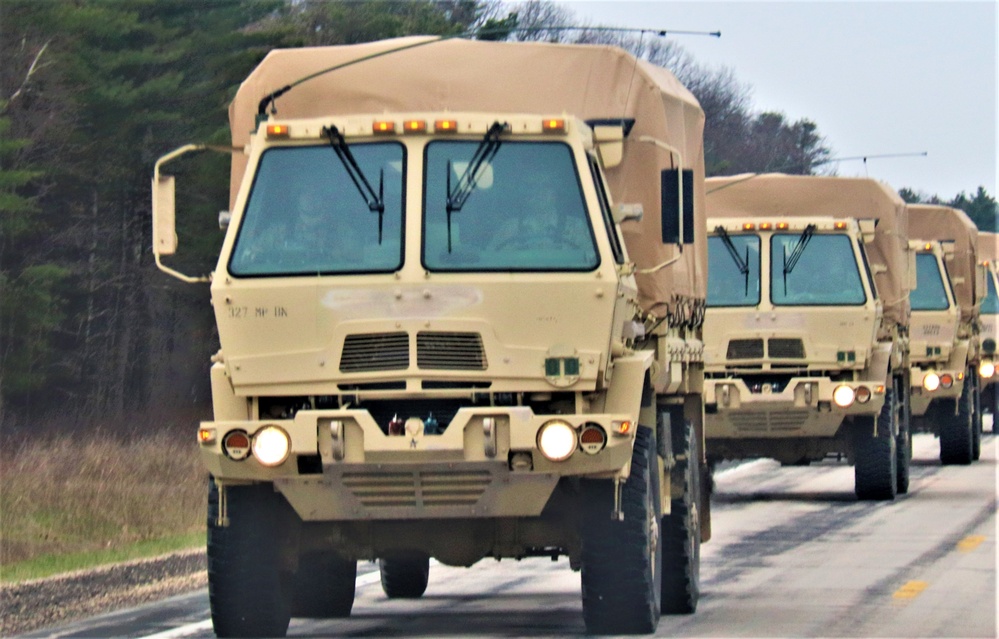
23;426;997;639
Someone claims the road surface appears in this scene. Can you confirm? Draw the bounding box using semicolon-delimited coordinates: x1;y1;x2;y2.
23;428;997;638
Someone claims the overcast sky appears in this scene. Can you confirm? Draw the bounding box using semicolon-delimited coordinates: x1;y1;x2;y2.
557;1;997;200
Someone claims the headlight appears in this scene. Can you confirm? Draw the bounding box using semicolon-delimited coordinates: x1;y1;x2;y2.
832;385;855;408
980;360;996;379
252;426;290;467
923;372;941;392
537;420;577;462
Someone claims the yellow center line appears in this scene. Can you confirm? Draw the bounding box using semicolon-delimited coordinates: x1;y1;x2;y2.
957;535;985;552
893;580;929;600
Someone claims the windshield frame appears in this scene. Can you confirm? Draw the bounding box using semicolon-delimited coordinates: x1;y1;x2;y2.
227;141;407;278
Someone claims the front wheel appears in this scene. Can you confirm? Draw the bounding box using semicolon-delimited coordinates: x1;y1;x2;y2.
208;481;292;638
661;412;700;614
580;425;662;635
940;375;974;465
854;386;898;501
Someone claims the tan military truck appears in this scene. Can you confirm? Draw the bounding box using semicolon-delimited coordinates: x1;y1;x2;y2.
702;174;911;500
151;37;711;636
977;231;998;420
906;205;985;463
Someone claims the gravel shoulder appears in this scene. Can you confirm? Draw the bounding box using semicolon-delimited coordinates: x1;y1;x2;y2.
0;548;206;636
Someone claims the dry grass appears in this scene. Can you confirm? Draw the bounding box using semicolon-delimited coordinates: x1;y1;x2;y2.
0;428;206;579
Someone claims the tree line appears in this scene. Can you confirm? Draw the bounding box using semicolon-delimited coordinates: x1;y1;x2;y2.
1;0;995;430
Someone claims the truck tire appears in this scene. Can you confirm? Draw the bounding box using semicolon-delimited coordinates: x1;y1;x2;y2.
379;556;430;598
940;376;974;465
580;425;662;635
208;481;292;638
291;550;356;617
854;386;898;501
971;374;982;461
896;380;912;494
661;413;700;614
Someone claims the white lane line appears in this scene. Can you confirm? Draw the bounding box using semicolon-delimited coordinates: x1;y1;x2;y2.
138;569;384;639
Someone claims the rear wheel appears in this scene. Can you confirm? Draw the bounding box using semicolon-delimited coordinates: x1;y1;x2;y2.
854;386;898;501
379;555;430;599
940;375;974;465
208;481;292;638
661;412;701;614
291;550;356;617
580;425;662;635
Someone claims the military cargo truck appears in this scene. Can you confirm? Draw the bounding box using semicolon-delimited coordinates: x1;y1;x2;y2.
977;231;998;419
151;37;710;636
906;205;985;463
702;174;912;500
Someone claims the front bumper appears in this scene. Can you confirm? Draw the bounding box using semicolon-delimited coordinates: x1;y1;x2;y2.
910;367;966;416
704;376;885;439
199;407;636;521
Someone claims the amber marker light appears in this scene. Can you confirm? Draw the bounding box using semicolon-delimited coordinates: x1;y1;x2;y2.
742;223;756;231
612;420;633;436
198;428;217;445
435;119;458;132
266;124;290;138
776;222;789;230
542;118;566;132
403;119;426;133
834;221;848;230
759;222;773;230
924;243;933;251
372;120;396;134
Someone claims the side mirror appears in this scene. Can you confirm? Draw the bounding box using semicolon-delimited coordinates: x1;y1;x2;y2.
612;203;644;224
661;169;694;245
976;264;988;303
219;210;232;230
152;174;177;256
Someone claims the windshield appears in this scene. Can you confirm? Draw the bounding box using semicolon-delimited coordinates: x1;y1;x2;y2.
982;270;999;314
770;233;866;305
229;143;404;276
707;234;761;307
910;253;951;311
422;141;598;271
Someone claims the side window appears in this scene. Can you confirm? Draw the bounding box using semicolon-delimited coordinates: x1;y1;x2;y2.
588;157;625;264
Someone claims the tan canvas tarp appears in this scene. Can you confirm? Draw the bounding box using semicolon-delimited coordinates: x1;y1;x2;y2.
704;173;910;328
229;37;707;319
979;232;998;265
908;204;980;322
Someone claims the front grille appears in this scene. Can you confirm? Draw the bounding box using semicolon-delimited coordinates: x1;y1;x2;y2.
341;470;492;508
769;338;805;359
340;332;409;372
727;339;764;359
730;410;810;433
417;332;487;370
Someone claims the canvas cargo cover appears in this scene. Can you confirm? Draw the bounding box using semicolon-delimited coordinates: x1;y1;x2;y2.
705;173;910;328
908;204;980;322
979;232;998;265
229;37;707;318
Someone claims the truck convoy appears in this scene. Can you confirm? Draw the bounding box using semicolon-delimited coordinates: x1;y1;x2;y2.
978;231;998;419
906;204;985;463
701;174;912;500
151;37;711;637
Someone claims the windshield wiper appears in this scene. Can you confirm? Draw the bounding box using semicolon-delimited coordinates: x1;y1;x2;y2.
322;125;385;243
782;223;816;294
444;121;506;252
714;225;751;296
